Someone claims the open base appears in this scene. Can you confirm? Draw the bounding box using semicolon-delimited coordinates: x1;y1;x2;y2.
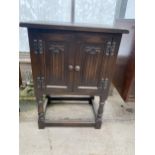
38;95;101;129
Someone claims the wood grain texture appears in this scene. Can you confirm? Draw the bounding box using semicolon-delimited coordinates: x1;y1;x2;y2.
22;23;127;129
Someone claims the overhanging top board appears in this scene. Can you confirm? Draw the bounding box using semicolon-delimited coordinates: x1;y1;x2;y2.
20;22;129;34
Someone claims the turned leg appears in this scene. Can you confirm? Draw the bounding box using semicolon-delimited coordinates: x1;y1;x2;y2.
37;99;45;129
95;100;105;129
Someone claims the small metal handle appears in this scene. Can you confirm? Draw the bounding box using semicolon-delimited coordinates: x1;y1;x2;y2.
75;65;80;71
68;65;73;71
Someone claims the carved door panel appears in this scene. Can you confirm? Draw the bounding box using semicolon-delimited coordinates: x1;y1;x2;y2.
40;32;75;93
74;33;113;93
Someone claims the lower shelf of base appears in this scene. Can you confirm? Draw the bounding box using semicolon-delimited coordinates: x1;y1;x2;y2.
44;120;95;127
38;95;103;129
38;120;102;129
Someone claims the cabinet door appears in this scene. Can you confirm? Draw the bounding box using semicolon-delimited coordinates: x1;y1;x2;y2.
29;30;75;93
42;32;75;93
74;33;113;94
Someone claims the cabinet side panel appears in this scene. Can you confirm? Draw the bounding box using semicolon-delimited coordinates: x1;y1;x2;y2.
28;29;46;97
100;34;122;99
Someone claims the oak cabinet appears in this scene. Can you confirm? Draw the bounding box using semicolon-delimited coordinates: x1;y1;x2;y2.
20;22;128;129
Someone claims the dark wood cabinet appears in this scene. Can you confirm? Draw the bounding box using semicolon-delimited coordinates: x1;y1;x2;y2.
20;22;128;129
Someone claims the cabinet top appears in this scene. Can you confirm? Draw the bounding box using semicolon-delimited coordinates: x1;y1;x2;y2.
20;22;129;34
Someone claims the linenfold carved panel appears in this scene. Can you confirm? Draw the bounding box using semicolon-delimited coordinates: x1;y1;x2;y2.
46;42;66;83
78;44;103;85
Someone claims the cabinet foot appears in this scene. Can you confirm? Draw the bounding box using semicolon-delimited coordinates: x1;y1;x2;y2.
95;118;102;129
38;121;45;129
38;112;45;129
95;101;105;129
